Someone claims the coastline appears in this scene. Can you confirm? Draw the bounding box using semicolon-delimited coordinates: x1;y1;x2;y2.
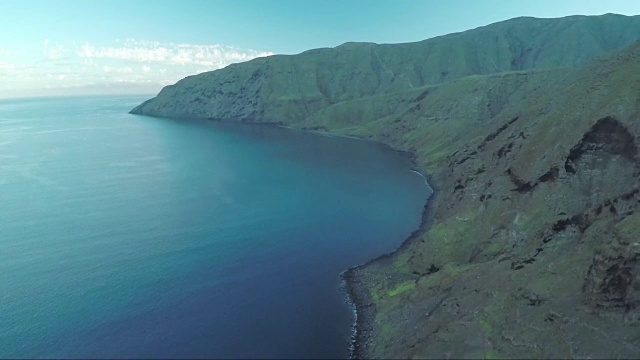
131;113;438;358
275;121;441;358
127;34;640;358
344;192;437;359
341;152;437;359
278;121;436;358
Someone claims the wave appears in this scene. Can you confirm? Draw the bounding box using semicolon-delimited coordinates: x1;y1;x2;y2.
409;169;429;186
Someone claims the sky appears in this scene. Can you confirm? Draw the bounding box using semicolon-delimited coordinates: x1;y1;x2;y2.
0;0;639;98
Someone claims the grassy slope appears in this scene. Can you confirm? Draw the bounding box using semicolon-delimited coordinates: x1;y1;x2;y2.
287;45;640;357
131;14;640;358
346;43;640;359
131;14;640;121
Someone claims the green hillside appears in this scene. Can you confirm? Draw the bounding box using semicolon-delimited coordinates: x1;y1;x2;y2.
131;14;640;123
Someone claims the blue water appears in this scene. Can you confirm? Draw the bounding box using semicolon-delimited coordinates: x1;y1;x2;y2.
0;95;430;359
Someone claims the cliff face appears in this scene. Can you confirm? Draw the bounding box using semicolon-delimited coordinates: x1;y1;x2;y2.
132;14;640;359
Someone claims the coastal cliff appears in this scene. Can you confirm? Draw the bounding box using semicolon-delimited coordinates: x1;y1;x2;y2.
132;14;640;358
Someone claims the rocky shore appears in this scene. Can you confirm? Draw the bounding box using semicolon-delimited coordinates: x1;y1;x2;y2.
343;160;437;359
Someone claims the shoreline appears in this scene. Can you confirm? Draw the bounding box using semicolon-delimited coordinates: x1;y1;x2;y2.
131;113;438;359
343;168;437;359
211;118;439;358
209;118;438;358
276;121;439;358
273;121;440;358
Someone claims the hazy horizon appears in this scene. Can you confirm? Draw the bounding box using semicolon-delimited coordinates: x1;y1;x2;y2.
1;0;638;98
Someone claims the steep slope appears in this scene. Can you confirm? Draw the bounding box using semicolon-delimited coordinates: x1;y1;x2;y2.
130;14;640;359
345;41;640;359
131;14;640;123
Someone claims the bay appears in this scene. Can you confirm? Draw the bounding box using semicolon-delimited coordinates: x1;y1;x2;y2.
0;95;430;358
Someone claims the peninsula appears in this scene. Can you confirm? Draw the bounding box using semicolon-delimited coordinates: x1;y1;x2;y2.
132;14;640;358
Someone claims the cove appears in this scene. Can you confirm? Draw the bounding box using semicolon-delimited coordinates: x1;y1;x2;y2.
0;95;431;358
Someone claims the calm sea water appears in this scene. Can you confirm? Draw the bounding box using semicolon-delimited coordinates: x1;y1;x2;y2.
0;95;430;359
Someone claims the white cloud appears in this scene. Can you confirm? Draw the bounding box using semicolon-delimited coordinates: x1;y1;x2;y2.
0;62;15;71
76;39;273;68
44;45;65;60
42;39;67;60
0;39;273;98
0;48;11;60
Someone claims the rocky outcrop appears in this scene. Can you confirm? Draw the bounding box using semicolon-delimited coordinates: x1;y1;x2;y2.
584;250;640;313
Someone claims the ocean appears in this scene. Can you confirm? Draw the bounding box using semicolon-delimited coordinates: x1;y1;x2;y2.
0;95;430;358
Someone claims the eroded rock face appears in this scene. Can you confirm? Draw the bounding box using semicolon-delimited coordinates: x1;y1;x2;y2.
565;117;639;174
584;251;640;312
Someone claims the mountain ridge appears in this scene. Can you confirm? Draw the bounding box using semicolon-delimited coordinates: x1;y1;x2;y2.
131;14;640;123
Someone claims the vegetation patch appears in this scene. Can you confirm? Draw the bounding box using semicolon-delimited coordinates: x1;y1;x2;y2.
615;212;640;240
387;281;416;297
